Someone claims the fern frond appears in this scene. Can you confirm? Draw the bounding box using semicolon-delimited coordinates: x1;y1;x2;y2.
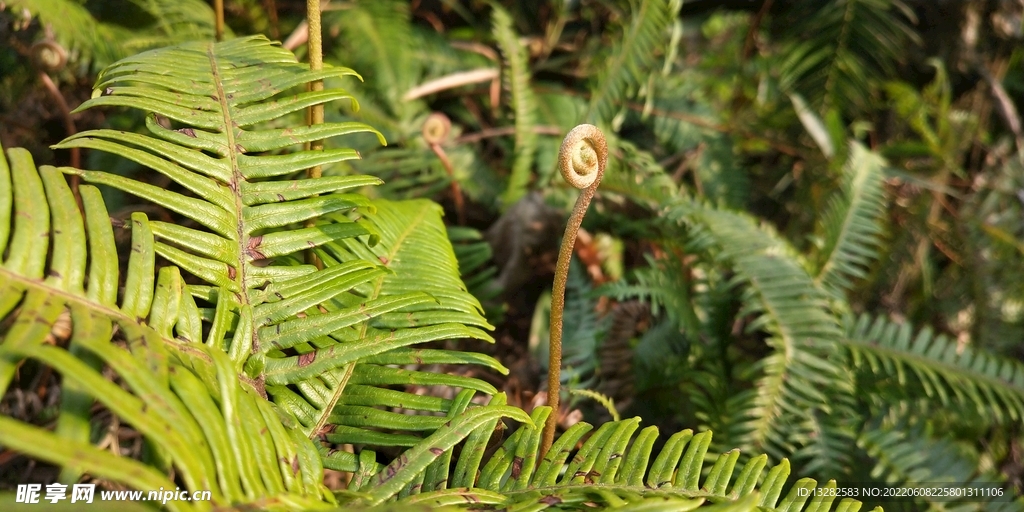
54;36;390;370
384;408;876;511
265;199;504;447
670;201;857;474
10;0;134;65
493;6;539;208
354;146;452;199
859;417;1021;511
774;0;919;114
0;143;330;508
122;0;221;52
813;142;889;298
599;254;696;328
586;0;672;126
448;226;503;321
28;36;505;485
327;0;417;107
843;314;1024;423
10;0;222;67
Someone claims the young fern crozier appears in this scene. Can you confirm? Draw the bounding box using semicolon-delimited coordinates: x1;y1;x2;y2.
542;124;608;457
422;112;466;224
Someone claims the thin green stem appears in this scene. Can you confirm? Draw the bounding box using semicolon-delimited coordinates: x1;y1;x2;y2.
214;0;224;42
306;0;325;179
540;124;607;459
305;0;325;269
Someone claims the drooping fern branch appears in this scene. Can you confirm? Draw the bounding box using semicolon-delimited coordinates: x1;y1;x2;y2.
669;199;858;475
773;0;919;114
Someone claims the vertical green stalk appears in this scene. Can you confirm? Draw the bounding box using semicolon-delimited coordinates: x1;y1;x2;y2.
214;0;224;41
305;0;325;268
306;0;324;179
540;124;608;459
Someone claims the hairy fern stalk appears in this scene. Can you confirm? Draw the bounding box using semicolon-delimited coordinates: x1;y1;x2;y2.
0;36;899;512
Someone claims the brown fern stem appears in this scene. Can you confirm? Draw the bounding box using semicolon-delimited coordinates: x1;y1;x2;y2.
540;124;607;459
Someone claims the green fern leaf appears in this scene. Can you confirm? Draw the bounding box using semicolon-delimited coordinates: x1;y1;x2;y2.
386;408;874;511
774;0;919;114
7;36;507;501
587;0;672;126
844;314;1024;422
813;142;889;298
0;143;332;508
263;199;504;457
671;201;858;474
493;6;539;208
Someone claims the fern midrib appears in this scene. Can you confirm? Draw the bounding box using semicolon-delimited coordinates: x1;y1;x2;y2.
307;203;429;438
206;44;252;314
745;273;795;451
500;483;722;500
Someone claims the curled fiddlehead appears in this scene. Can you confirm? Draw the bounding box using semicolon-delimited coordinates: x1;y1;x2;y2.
541;124;608;457
423;112;466;224
30;40;67;73
422;112;452;144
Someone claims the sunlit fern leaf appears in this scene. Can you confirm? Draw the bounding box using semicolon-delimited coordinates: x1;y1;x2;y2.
586;0;673;126
813;143;889;299
0;144;332;510
492;5;539;208
45;36;501;481
384;406;877;511
53;36;388;366
843;314;1024;423
262;199;504;456
670;200;857;475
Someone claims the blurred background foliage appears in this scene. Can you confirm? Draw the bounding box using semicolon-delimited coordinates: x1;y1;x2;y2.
2;0;1024;510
